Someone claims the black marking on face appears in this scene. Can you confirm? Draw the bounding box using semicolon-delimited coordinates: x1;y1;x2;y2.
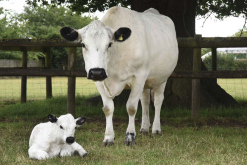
108;42;112;48
82;43;86;48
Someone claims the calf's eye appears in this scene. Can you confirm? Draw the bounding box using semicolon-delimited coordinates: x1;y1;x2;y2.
60;125;64;129
75;127;77;129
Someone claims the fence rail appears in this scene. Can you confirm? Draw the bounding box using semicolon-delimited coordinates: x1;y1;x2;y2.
1;36;247;117
1;68;247;78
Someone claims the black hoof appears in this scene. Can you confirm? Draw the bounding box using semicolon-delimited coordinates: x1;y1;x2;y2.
152;130;161;135
83;153;88;157
140;129;149;135
124;133;136;146
102;140;114;147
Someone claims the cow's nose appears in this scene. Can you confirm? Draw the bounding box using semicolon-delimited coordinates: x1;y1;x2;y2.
88;68;107;81
66;137;75;144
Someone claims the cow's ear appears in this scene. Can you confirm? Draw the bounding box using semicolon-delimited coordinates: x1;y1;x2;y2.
60;27;79;41
75;117;86;127
114;27;131;42
48;114;57;123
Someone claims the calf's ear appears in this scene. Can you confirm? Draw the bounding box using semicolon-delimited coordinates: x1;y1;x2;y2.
60;27;79;41
76;117;86;127
114;27;131;42
48;114;57;123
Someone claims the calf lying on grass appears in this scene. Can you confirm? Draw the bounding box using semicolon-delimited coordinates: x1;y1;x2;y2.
28;114;88;160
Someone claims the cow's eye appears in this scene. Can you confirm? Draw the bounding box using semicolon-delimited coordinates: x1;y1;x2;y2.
108;42;112;48
75;127;77;129
82;43;85;48
60;125;64;129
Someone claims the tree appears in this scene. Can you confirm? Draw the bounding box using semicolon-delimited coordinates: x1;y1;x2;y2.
26;0;246;107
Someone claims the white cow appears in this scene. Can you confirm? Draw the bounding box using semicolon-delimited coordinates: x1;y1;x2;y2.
60;7;178;146
28;114;87;160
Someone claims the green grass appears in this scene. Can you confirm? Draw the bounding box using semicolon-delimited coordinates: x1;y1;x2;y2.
1;96;247;164
0;77;99;101
1;78;247;164
1;120;247;164
218;78;247;99
1;77;247;102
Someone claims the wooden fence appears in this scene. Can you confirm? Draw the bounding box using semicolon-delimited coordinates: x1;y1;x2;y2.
1;35;247;117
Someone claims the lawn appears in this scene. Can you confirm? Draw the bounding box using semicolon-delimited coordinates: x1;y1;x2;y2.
1;96;247;164
1;77;247;102
1;78;247;164
0;77;99;101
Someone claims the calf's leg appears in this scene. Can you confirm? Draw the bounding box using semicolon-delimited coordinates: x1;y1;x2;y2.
28;144;49;160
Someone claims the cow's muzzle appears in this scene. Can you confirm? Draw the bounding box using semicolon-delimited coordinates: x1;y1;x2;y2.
66;137;75;144
88;68;107;81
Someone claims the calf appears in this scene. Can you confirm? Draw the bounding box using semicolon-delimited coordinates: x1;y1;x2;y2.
28;114;87;160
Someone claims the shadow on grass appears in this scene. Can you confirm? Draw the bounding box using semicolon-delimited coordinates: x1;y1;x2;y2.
1;95;247;128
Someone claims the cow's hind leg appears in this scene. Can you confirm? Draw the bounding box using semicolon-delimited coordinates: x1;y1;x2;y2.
152;82;166;135
140;89;151;134
95;82;115;146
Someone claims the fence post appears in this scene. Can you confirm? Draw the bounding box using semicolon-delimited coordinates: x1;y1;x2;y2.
21;47;27;103
212;48;217;83
67;47;76;117
45;48;52;99
192;34;202;117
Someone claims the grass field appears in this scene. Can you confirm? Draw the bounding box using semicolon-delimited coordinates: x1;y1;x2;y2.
1;97;247;164
1;77;247;102
1;78;247;164
0;77;99;102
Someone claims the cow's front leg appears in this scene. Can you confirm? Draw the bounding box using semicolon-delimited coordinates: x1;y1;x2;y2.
95;82;115;146
125;76;147;145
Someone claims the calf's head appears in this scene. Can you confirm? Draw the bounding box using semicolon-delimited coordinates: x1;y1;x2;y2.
60;20;131;81
48;114;86;144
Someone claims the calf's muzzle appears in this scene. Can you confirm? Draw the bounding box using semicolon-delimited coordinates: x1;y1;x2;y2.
66;137;75;144
88;68;107;81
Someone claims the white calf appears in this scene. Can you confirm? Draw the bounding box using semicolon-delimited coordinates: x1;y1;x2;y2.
28;114;87;160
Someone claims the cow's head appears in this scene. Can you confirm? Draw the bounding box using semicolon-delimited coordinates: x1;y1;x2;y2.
48;114;86;144
60;20;131;81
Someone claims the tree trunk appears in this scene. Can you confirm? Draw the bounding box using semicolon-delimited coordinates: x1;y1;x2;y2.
84;0;237;107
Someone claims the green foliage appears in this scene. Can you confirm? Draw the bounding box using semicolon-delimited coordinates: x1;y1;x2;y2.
203;52;247;70
197;0;247;19
232;27;247;37
26;0;130;13
26;0;247;20
0;5;92;65
201;48;211;56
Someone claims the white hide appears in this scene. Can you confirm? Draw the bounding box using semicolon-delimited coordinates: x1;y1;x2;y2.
28;114;87;160
64;7;178;145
